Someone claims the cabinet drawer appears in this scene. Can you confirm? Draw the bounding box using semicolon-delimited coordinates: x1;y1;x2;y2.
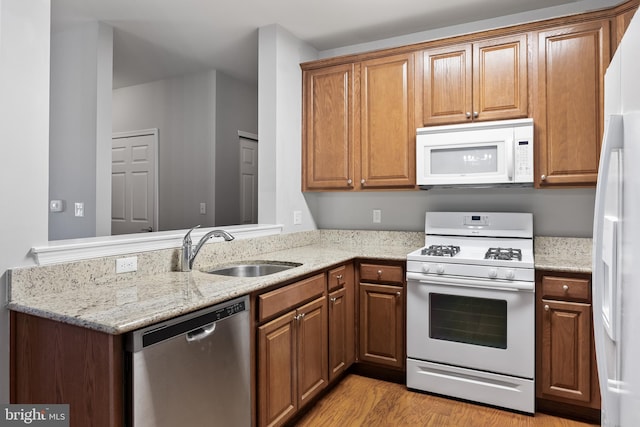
359;263;403;284
328;265;348;291
541;275;591;301
258;274;326;322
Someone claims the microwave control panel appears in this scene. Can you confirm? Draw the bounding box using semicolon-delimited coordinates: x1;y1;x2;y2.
513;126;534;182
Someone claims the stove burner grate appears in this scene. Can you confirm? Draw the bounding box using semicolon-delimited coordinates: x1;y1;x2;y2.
422;245;461;257
484;247;522;261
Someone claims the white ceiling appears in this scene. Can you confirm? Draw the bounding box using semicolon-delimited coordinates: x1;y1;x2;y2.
51;0;586;88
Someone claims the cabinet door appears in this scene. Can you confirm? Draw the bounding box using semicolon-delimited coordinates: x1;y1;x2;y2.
360;53;415;188
302;63;356;190
473;34;528;122
422;43;472;125
328;264;355;381
539;299;592;403
328;287;347;381
258;311;297;427
358;283;404;369
535;20;610;187
296;297;328;407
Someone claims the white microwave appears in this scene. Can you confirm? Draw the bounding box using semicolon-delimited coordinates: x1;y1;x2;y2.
416;118;534;189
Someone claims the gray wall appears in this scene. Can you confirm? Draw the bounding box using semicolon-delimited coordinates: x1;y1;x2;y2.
112;70;217;231
215;72;258;226
112;69;258;230
0;0;51;403
306;188;595;237
49;22;113;240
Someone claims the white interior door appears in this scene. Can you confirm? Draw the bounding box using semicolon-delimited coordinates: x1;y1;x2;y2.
112;129;158;235
239;134;258;224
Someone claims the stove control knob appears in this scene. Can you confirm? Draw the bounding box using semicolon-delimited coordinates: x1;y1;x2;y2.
436;264;445;274
505;269;515;280
422;264;431;273
488;268;498;279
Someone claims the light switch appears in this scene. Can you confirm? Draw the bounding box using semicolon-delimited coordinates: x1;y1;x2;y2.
200;202;206;215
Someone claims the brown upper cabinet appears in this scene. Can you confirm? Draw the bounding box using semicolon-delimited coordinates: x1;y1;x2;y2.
302;53;415;191
419;34;528;126
534;20;610;187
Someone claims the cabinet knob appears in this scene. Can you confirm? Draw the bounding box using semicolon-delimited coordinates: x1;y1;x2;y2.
544;304;550;311
541;174;547;181
473;111;479;118
395;291;401;297
361;179;366;185
563;284;569;292
336;274;343;280
347;179;353;186
466;112;472;119
377;270;383;278
330;297;337;303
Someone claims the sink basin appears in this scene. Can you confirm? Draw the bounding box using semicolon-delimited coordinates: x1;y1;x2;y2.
205;261;302;277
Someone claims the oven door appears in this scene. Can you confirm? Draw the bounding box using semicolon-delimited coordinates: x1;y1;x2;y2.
416;130;512;187
407;275;534;379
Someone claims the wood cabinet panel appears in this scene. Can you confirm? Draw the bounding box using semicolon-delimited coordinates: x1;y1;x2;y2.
258;310;297;427
302;64;355;190
258;273;325;321
422;44;472;125
360;53;415;188
539;300;592;403
11;312;124;427
328;263;355;382
535;20;610;187
473;34;528;121
541;275;591;301
421;34;527;126
297;297;328;406
359;263;404;283
358;283;404;369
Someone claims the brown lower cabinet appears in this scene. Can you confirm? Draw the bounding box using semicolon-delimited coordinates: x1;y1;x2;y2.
256;264;356;427
536;270;601;421
11;312;124;427
357;262;405;370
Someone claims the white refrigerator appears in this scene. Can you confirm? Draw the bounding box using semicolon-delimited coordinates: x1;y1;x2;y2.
593;9;640;427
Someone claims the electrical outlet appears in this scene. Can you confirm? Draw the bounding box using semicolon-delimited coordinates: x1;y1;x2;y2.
74;202;84;217
200;202;206;215
116;256;138;274
373;209;382;223
293;210;302;225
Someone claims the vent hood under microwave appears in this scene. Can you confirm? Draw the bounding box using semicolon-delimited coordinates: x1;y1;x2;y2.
416;118;534;190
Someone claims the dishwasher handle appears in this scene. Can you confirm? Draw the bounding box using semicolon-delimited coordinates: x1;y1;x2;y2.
186;322;216;342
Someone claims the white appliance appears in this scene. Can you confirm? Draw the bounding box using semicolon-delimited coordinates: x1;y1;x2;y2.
592;11;640;427
406;212;535;414
416;118;534;189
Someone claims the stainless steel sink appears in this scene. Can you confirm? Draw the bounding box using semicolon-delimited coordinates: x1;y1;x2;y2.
205;261;302;277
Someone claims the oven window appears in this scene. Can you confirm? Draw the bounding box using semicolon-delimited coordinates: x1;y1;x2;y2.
429;293;507;349
431;146;498;175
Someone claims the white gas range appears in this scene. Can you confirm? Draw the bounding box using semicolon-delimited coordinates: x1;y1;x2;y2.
406;212;535;414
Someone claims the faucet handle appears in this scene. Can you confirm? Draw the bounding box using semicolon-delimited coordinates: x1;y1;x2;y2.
183;225;201;245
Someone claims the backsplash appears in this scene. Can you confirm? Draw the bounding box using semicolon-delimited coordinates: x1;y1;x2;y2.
8;230;422;301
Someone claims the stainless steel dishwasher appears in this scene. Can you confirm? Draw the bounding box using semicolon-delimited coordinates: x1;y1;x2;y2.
126;295;250;427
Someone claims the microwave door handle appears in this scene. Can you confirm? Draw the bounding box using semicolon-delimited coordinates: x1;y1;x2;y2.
506;139;514;180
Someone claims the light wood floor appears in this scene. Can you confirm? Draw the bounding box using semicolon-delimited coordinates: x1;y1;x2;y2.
293;374;599;427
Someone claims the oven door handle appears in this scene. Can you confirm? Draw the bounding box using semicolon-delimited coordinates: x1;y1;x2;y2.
406;272;534;292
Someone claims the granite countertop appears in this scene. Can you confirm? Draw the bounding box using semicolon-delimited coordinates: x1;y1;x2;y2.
7;242;416;335
534;236;592;274
7;231;593;336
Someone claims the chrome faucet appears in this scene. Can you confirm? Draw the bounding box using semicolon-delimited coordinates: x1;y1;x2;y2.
181;225;234;272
